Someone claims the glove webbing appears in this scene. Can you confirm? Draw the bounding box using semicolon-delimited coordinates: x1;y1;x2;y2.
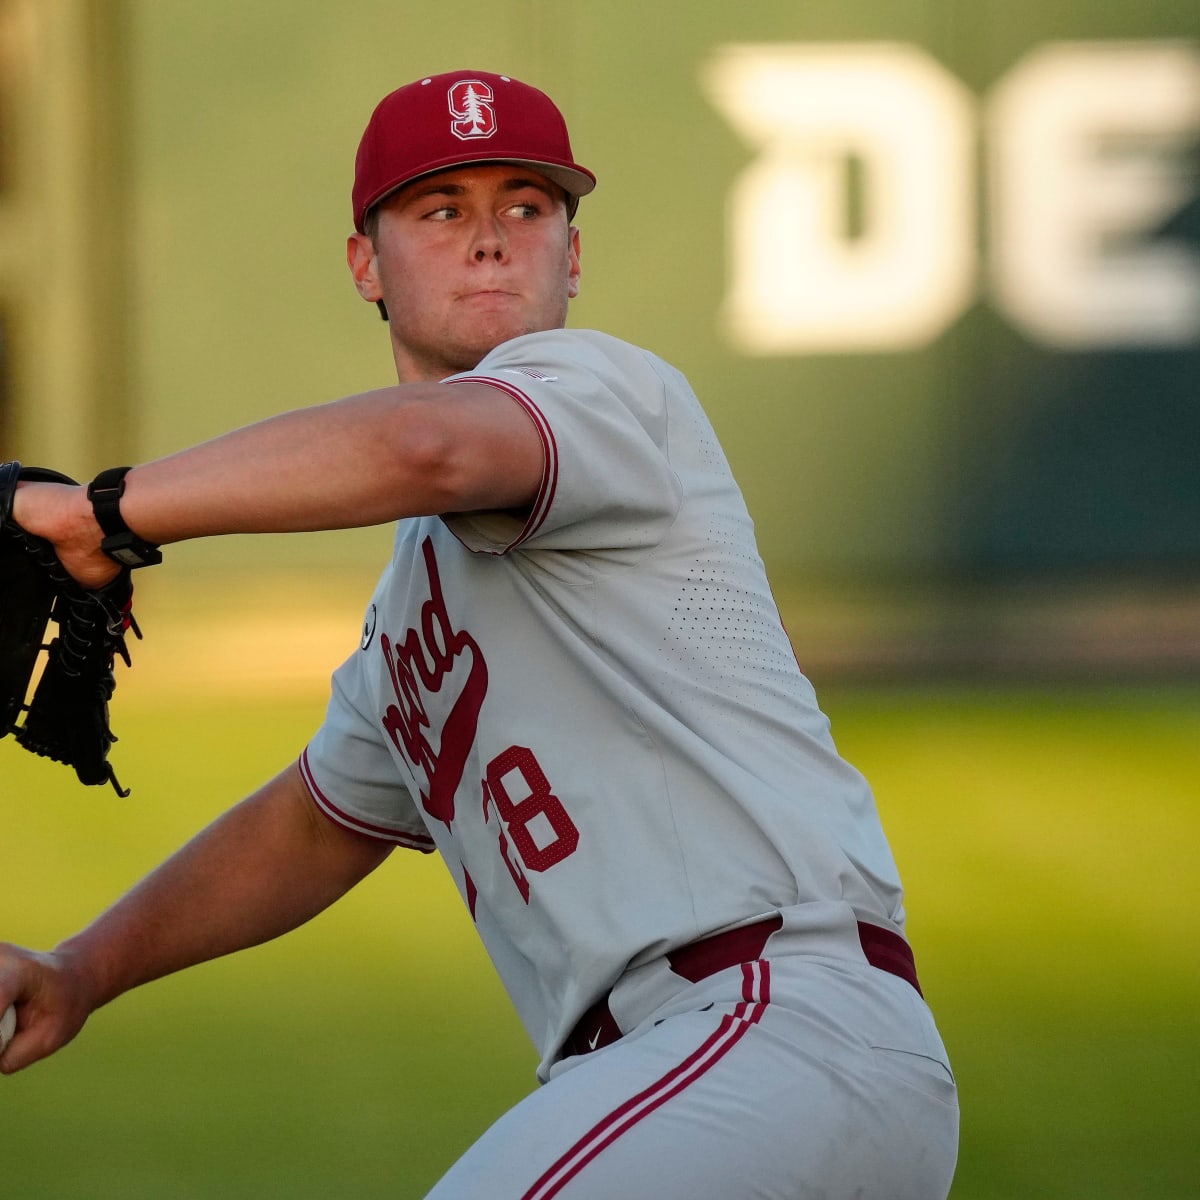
6;511;140;797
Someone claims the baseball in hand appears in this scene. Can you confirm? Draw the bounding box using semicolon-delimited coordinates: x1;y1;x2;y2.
0;1004;15;1053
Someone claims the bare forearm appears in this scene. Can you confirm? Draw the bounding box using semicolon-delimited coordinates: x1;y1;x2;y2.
120;388;458;543
121;377;543;543
55;765;390;1012
8;379;541;589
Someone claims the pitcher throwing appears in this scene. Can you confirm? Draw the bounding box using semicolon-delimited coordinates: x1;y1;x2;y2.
0;70;958;1198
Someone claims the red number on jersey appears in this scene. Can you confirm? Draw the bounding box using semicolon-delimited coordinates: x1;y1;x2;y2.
484;746;579;898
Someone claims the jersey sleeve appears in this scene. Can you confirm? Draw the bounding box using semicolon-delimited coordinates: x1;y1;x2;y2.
299;651;436;852
442;330;683;555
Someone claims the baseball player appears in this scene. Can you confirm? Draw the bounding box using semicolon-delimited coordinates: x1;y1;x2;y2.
0;70;958;1197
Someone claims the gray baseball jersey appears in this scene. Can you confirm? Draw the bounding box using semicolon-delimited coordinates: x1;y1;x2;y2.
299;328;908;1080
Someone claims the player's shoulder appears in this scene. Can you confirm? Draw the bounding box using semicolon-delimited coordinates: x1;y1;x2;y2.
473;329;690;396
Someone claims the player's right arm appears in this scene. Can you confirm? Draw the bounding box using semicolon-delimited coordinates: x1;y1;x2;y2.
0;763;391;1075
9;379;545;590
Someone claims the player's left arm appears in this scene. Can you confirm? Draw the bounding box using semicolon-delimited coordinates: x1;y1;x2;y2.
0;763;392;1074
11;381;542;587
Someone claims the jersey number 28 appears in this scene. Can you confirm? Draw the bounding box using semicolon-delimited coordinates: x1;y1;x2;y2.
482;745;579;902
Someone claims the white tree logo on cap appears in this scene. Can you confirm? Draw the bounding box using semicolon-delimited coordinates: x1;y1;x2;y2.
448;80;498;140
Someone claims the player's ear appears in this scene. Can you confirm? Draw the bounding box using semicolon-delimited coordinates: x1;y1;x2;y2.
347;233;383;303
567;226;582;300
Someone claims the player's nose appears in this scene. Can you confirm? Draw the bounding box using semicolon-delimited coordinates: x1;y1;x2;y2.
469;215;508;263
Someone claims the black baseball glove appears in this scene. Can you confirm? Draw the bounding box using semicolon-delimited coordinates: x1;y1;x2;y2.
0;461;146;796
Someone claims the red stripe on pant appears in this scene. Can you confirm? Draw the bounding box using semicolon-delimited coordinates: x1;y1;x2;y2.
521;960;772;1200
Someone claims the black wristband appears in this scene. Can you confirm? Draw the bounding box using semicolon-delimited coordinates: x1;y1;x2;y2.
87;466;163;568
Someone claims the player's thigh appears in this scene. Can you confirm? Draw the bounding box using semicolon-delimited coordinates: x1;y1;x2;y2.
424;977;957;1200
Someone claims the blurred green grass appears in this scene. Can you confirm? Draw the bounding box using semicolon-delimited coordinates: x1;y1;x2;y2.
824;684;1200;1199
2;682;1198;1198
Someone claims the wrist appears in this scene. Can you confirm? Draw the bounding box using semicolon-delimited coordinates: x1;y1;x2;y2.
47;936;114;1016
87;467;162;568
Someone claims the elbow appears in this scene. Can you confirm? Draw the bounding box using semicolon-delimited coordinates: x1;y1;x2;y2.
383;401;474;515
376;388;542;516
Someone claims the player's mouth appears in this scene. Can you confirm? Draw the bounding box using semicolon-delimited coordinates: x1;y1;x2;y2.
460;288;519;301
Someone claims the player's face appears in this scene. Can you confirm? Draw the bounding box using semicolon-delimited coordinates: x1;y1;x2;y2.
349;165;582;383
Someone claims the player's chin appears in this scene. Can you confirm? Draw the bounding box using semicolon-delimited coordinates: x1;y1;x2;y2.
462;292;565;331
461;315;553;360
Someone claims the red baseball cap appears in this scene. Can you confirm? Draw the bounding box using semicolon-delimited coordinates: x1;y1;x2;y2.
352;70;596;233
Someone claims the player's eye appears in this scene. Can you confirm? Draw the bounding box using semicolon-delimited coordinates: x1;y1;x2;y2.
423;205;460;221
506;201;543;219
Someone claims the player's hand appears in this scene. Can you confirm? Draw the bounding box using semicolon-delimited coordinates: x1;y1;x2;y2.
0;942;97;1075
11;481;122;590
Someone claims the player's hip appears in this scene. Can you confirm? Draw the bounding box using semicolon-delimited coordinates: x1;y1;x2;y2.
556;905;937;1069
433;957;958;1200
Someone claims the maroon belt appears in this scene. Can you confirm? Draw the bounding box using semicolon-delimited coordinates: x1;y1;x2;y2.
562;916;922;1059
